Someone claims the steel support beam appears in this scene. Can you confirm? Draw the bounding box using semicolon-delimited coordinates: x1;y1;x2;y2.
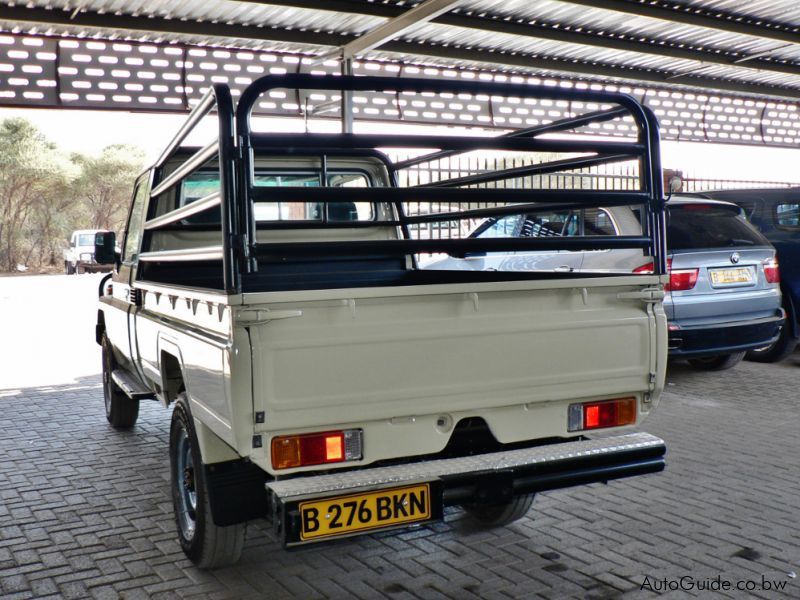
253;1;800;78
555;0;800;46
262;0;800;48
341;58;354;133
338;0;460;60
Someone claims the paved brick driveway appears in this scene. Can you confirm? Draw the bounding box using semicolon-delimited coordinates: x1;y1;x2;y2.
1;358;799;599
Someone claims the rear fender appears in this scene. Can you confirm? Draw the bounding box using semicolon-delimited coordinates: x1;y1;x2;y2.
782;289;799;339
158;337;186;406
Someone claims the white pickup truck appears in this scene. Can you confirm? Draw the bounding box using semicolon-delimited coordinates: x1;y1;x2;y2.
94;75;668;568
64;229;112;274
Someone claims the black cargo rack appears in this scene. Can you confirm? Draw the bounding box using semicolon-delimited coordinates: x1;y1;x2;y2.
139;74;666;294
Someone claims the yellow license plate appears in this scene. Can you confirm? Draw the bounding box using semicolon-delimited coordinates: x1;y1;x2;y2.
299;483;431;541
710;267;753;286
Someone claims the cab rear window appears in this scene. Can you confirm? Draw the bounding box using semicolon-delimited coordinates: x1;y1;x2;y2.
775;203;800;229
180;171;374;223
668;205;770;251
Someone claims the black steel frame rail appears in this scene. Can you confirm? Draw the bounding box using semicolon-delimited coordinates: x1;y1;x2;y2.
146;73;666;294
249;188;651;204
253;236;652;258
393;107;630;170
148;84;240;293
235;74;666;276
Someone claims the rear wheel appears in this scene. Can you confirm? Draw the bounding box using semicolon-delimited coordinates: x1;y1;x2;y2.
170;394;245;569
102;336;139;428
463;494;535;527
746;319;797;364
687;351;746;371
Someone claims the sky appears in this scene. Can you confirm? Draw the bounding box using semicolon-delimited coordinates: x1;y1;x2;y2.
1;106;799;184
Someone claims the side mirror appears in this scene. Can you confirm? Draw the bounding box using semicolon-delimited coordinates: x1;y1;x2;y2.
94;231;118;265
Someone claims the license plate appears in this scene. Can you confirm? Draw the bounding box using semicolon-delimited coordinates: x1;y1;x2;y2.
709;267;754;286
298;483;432;542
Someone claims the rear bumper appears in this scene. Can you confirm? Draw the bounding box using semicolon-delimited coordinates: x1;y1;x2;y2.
266;432;666;546
668;312;784;357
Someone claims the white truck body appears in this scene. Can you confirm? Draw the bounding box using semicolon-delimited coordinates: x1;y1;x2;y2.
95;75;668;565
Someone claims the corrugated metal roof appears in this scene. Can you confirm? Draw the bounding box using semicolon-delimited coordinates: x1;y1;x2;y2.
2;0;800;100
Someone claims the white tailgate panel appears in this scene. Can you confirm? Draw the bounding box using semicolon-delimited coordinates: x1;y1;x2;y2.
248;283;654;431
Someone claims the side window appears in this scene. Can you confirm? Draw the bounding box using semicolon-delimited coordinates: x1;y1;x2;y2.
122;181;150;263
477;215;522;238
775;203;800;229
524;211;570;237
735;200;758;221
584;208;617;236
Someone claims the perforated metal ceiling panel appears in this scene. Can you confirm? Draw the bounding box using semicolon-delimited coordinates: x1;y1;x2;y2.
0;1;799;146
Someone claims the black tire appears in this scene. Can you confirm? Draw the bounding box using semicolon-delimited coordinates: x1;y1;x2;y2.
65;261;75;275
170;394;245;569
745;324;798;364
463;494;535;527
102;336;139;428
687;351;746;371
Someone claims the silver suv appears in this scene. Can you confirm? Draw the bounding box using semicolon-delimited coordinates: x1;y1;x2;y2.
424;197;782;371
644;197;783;370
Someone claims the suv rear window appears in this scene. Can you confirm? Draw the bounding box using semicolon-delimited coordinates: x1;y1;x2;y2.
668;205;770;251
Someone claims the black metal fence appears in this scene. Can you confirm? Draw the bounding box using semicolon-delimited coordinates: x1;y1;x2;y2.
682;176;799;192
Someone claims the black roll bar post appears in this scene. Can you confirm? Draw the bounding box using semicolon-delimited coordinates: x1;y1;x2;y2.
151;84;240;294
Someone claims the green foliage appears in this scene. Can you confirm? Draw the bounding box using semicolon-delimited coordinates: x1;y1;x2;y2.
0;118;144;272
71;144;145;231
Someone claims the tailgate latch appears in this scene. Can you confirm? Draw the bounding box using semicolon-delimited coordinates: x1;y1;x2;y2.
616;288;664;303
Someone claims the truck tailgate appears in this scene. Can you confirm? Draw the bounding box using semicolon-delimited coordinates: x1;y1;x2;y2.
243;276;664;431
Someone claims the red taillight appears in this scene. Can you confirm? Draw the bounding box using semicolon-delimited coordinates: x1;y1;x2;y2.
763;258;780;284
568;398;637;432
668;266;699;292
634;259;698;292
271;430;362;470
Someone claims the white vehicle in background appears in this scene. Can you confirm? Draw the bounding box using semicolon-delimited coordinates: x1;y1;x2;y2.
64;229;113;274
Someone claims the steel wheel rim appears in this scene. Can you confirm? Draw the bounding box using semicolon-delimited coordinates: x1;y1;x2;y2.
175;426;197;541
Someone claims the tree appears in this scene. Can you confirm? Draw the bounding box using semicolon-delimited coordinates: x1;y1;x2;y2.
0;118;71;272
71;144;145;233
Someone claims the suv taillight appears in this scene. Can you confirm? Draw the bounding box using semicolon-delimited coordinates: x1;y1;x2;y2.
634;259;698;292
763;258;780;284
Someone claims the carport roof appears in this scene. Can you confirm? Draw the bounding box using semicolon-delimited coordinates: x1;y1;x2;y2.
1;0;800;101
